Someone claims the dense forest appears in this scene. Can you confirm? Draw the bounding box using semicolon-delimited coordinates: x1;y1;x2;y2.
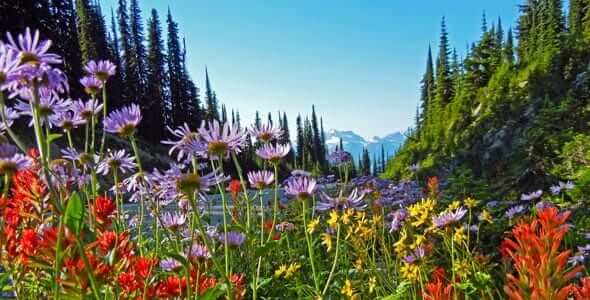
0;0;372;177
386;1;590;201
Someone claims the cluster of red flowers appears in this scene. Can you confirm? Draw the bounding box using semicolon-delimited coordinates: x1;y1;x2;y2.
502;207;590;300
422;267;455;300
1;168;47;263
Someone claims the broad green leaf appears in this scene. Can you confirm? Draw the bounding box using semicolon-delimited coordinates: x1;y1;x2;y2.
47;133;63;144
199;283;227;300
64;192;84;235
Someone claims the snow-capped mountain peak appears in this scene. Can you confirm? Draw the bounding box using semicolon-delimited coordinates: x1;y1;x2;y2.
325;129;405;161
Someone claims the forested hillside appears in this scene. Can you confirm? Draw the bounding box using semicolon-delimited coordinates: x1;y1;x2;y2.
386;1;590;200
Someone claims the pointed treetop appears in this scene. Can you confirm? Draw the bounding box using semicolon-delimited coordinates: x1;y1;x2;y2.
481;11;487;32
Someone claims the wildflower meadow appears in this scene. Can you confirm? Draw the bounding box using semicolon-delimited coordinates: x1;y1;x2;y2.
0;26;589;300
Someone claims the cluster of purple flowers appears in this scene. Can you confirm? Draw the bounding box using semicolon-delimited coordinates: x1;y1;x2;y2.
316;188;366;211
378;180;423;207
389;208;408;232
550;181;575;195
327;150;352;167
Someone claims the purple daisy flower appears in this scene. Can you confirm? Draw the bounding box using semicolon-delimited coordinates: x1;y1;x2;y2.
505;205;526;219
0;45;19;90
284;176;317;199
5;28;61;65
432;207;467;228
7;63;68;98
389;208;408;232
520;190;543;201
14;91;70;127
103;103;142;137
83;60;116;82
255;143;291;163
161;123;205;162
218;231;246;247
80;75;103;95
61;148;97;170
247;170;274;189
0;143;32;175
71;98;103;121
550;181;575;195
535;201;555;211
149;164;228;204
160;258;182;272
198;120;246;159
568;255;585;266
249;122;283;143
161;211;187;231
187;243;211;260
97;149;137;175
0;106;19;133
327;150;352;167
316;188;366;212
51;110;85;131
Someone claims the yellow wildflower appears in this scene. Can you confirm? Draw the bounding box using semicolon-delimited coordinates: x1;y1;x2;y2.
453;227;467;244
409;198;435;227
372;213;383;226
400;262;420;282
327;211;339;228
321;233;333;251
368;276;377;293
394;230;409;256
341;279;355;298
354;258;363;270
452;259;471;277
410;235;426;250
355;210;366;220
479;209;493;224
285;262;301;278
464;197;479;209
341;208;354;225
448;200;461;210
274;265;287;277
307;218;320;234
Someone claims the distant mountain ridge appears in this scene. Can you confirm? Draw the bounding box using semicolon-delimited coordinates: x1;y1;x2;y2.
325;129;405;163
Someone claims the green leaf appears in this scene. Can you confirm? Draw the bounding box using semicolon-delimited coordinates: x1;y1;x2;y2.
199;283;227;300
64;192;84;235
47;133;63;144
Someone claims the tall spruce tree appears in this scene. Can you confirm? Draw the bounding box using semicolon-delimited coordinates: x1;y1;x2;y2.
143;8;167;142
419;45;434;126
118;0;141;104
435;17;453;105
311;105;322;164
129;0;147;90
166;9;184;126
295;114;304;167
204;67;219;121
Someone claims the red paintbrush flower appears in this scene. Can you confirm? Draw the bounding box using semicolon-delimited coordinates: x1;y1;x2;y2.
228;179;241;196
503;207;583;300
19;228;38;256
93;195;116;227
422;279;454;300
97;230;117;252
230;273;247;300
156;275;186;298
117;272;141;294
133;256;156;279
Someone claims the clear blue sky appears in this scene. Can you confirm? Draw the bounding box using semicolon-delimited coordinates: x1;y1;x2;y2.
101;0;520;138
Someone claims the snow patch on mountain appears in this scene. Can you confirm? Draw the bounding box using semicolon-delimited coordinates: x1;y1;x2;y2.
325;129;405;162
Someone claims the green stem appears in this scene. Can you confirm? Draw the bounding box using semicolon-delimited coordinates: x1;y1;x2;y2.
76;237;101;299
322;223;341;295
302;199;320;292
265;163;279;243
0;93;26;152
2;174;10;197
129;135;145;255
259;191;264;245
99;85;108;157
231;153;251;231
